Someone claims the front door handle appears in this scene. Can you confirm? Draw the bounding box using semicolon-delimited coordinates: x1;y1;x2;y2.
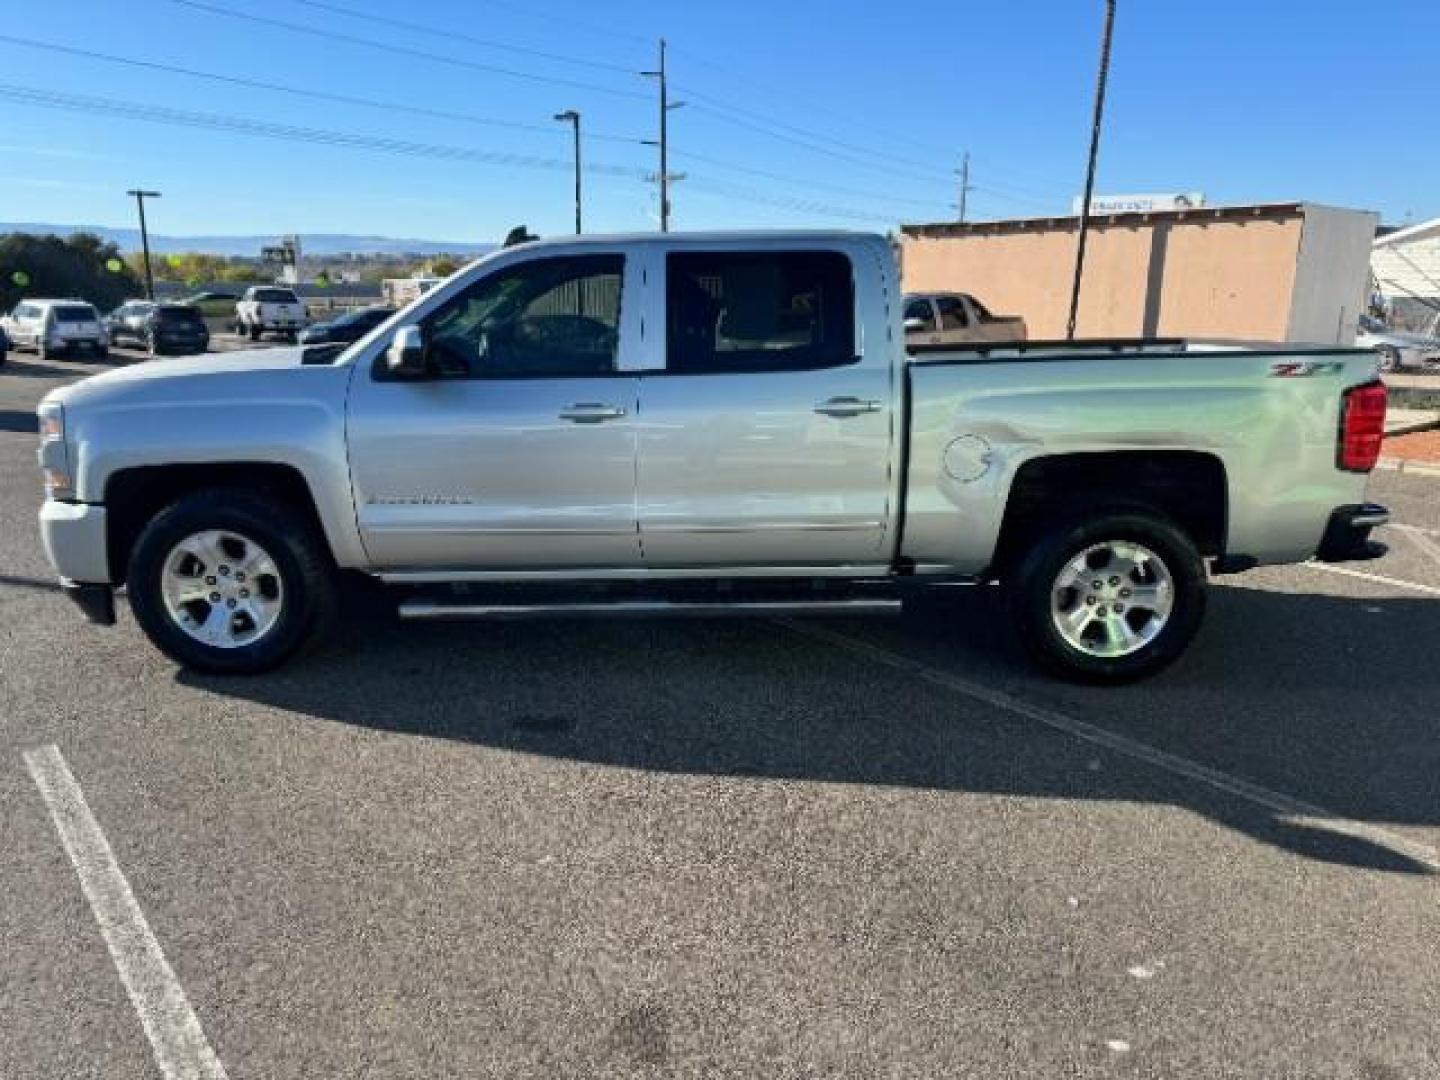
559;402;627;423
814;396;882;418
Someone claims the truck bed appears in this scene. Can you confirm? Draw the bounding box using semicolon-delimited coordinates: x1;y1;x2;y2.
899;339;1380;574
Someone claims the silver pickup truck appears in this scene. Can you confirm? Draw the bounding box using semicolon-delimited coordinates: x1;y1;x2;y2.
36;231;1389;682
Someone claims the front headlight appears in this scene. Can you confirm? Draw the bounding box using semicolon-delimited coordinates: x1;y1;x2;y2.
36;400;73;499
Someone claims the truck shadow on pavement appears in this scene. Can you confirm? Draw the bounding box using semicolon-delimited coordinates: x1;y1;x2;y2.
183;581;1440;876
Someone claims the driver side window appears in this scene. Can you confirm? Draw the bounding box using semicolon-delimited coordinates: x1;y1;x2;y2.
422;254;624;378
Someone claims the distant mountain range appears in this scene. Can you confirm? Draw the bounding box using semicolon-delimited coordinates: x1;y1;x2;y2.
0;221;497;257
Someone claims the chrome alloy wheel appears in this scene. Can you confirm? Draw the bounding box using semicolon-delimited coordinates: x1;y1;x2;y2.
159;529;284;649
1050;540;1174;658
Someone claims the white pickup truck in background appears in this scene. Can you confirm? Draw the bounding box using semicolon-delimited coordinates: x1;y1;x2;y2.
904;291;1027;346
234;286;307;342
36;231;1388;683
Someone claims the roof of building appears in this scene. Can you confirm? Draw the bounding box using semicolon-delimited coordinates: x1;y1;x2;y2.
900;202;1333;239
1372;217;1440;248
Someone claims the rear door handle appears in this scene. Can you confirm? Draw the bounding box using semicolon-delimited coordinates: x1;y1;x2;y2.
559;402;627;423
814;396;882;418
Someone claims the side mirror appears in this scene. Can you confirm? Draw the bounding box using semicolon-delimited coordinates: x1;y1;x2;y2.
903;317;927;333
385;325;428;378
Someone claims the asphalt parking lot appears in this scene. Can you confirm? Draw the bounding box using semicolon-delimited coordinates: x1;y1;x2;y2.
2;350;1439;1078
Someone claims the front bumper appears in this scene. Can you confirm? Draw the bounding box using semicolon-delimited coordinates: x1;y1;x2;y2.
39;499;110;583
1315;503;1389;563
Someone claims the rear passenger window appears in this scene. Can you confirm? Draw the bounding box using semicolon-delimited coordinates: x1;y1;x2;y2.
666;251;855;373
935;296;970;330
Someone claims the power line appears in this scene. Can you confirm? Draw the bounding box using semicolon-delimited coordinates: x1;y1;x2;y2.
464;0;651;46
285;0;640;74
683;177;896;225
0;33;646;146
682;101;956;187
0;81;892;224
666;43;957;162
0;82;651;178
167;0;648;101
677;86;955;180
669;147;944;212
0;34;948;217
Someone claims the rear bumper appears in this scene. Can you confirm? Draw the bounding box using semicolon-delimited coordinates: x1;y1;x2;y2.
1315;503;1389;563
39;499;110;583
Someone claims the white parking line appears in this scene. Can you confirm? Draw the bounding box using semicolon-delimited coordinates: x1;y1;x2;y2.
23;744;229;1080
1305;562;1440;597
777;621;1440;874
1390;522;1440;539
1389;524;1440;570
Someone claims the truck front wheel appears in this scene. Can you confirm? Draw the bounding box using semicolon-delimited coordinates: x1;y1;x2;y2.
127;489;337;674
1008;511;1206;684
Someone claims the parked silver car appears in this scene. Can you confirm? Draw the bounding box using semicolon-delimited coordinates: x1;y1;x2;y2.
1;299;107;360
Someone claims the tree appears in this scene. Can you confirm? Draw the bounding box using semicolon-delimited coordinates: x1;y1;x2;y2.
0;232;142;312
429;257;460;278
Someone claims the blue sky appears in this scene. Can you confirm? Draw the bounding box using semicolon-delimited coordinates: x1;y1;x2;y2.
1;0;1435;245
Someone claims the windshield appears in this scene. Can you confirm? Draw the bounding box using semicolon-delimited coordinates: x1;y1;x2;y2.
253;289;298;303
52;305;98;323
155;305;204;325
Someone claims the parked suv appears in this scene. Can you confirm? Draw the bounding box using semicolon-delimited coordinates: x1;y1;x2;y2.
1;299;107;360
105;301;210;356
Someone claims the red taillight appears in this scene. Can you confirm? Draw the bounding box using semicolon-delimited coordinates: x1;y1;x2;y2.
1338;382;1387;472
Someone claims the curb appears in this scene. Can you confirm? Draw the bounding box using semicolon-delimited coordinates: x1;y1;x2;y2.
1386;418;1440;437
1377;457;1440;478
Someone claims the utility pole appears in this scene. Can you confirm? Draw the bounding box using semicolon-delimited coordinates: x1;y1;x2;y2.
1065;0;1116;341
553;109;582;234
642;38;683;231
126;188;161;300
956;152;972;224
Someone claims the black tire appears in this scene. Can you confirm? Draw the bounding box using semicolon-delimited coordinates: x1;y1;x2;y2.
1007;510;1206;684
127;489;337;675
248;323;262;342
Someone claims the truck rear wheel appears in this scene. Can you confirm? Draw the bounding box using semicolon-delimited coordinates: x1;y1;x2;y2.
1007;511;1206;684
127;489;337;674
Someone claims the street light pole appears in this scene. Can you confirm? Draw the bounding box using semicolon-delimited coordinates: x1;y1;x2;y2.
126;188;161;300
1065;0;1116;341
553;110;582;234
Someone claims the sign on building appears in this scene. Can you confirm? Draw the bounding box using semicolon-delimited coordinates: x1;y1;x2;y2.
1071;193;1206;215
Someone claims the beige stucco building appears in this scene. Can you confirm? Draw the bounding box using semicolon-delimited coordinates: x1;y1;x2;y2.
899;202;1377;344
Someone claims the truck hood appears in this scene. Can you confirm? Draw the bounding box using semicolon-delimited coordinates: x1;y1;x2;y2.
45;346;345;411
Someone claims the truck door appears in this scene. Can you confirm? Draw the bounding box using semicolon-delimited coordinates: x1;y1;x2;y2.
636;246;894;568
346;252;643;570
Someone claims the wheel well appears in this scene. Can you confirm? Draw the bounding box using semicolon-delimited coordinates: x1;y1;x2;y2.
105;463;326;585
994;451;1227;572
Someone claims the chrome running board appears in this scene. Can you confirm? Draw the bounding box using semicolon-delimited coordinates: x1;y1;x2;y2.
397;597;902;621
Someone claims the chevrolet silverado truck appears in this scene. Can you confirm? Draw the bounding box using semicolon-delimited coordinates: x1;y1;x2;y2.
36;231;1389;682
234;286;306;342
